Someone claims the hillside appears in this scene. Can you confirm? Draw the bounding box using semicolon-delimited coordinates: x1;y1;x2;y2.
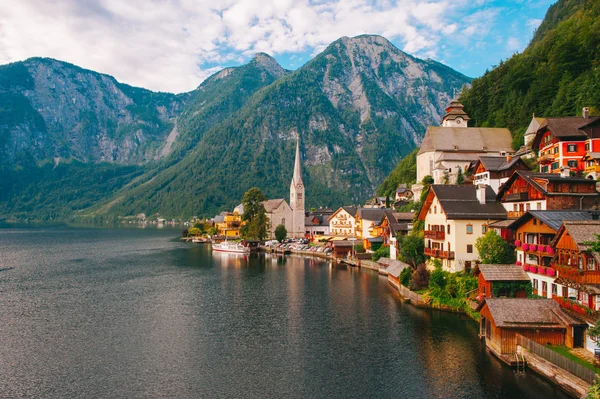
94;35;470;219
459;0;600;148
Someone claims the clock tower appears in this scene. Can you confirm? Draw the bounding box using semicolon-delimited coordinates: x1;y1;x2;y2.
289;138;306;238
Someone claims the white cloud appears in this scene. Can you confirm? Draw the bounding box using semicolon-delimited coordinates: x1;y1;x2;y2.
0;0;512;93
527;18;543;29
506;37;522;52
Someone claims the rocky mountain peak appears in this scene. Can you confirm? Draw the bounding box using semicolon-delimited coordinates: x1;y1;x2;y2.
249;52;286;78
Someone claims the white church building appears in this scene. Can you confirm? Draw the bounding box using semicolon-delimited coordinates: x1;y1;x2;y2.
263;139;306;238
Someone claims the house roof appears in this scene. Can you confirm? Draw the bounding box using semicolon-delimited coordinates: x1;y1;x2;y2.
383;259;411;278
357;208;388;221
532;116;600;149
478;264;529;281
393;212;415;221
553;220;600;252
262;199;287;213
477;155;524;172
583;152;600;161
509;210;597;232
327;206;357;222
418;126;513;155
497;170;598;199
485;298;586;328
421;185;507;220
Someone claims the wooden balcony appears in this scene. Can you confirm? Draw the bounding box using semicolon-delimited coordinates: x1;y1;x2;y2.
507;211;524;219
505;192;529;201
538;154;555;164
424;248;454;259
585;165;600;174
424;230;445;240
555;266;600;284
424;247;438;257
439;251;455;259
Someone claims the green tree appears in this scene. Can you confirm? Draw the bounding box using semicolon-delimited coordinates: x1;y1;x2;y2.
400;267;413;287
442;170;450;184
188;227;201;236
275;224;287;242
371;245;390;261
207;226;218;236
240;187;268;240
399;234;425;267
456;166;464;185
475;230;515;264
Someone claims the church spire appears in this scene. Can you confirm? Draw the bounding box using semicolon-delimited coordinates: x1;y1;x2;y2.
292;137;303;185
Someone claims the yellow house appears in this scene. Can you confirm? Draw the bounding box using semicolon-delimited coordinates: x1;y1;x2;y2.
216;212;243;238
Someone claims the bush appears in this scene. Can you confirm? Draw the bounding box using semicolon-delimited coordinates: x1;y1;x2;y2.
400;267;413;287
354;244;366;254
372;245;390;261
429;268;446;290
411;264;430;290
275;224;287;242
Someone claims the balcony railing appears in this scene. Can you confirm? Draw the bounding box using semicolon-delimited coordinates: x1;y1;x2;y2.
424;230;445;240
439;251;455;259
538;154;554;164
424;248;454;259
555;266;600;285
424;248;438;257
505;192;529;201
507;211;524;219
584;165;600;174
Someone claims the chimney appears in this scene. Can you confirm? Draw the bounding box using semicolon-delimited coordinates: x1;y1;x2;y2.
506;155;512;162
476;184;486;205
583;107;590;119
560;166;570;178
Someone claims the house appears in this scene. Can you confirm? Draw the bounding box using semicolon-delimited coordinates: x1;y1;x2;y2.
216;212;243;238
386;260;410;289
480;298;587;357
380;211;413;259
471;155;529;194
552;220;600;310
515;115;546;158
475;264;530;299
531;109;600;175
305;208;335;238
416;100;513;186
582;152;600;180
364;196;389;209
331;240;355;259
356;208;388;250
328;206;357;237
418;184;507;272
395;184;413;202
496;169;599;219
263;199;293;239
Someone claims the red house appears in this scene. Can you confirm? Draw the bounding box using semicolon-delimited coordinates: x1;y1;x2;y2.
475;264;530;299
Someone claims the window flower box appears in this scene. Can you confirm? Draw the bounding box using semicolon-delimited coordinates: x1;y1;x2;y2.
516;260;522;266
546;246;554;254
529;244;537;251
522;243;529;251
522;265;529;272
515;240;521;247
546;268;556;277
529;265;537;273
537;266;546;274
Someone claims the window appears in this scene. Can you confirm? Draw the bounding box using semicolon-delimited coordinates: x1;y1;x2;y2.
482;225;487;234
568;160;578;168
466;224;473;234
434;206;437;214
588;257;595;271
513;204;518;211
568;144;577;152
552;162;559;170
532;279;538;290
526;203;530;211
554;146;559;154
447;224;451;234
586;143;590;151
542;281;547;294
281;218;285;225
533;218;537;225
537;202;542;210
467;244;473;253
579;257;584;270
562;286;568;297
552;284;558;296
541;166;548;173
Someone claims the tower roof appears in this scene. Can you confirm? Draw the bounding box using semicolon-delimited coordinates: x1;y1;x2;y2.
292;138;303;186
442;100;470;123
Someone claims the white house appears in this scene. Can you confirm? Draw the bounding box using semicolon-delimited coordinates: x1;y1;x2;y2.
329;207;357;237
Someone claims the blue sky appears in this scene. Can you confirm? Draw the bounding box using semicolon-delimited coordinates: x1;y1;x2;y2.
0;0;555;93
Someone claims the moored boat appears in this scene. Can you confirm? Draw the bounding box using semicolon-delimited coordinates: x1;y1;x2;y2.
212;240;251;254
192;237;209;243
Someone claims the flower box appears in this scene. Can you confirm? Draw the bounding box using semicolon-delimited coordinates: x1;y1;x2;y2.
546;246;554;254
515;240;521;247
516;260;522;266
529;244;537;251
546;268;556;277
522;265;529;272
522;243;529;251
529;265;537;273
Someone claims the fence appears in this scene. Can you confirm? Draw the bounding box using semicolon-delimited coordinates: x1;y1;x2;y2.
517;334;597;384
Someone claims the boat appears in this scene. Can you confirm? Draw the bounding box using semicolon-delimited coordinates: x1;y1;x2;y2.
192;237;209;243
212;240;251;254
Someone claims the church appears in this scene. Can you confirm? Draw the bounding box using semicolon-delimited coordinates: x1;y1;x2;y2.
263;139;306;238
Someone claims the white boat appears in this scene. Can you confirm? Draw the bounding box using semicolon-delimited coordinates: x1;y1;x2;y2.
192;237;209;243
212;240;251;254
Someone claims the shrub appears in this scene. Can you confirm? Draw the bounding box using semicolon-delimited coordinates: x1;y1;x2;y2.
400;267;413;287
411;264;430;290
372;245;390;261
355;244;366;254
429;268;446;290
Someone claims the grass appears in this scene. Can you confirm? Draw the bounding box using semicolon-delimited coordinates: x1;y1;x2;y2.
546;345;600;373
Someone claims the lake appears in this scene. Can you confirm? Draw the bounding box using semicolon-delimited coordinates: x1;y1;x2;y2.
0;226;571;398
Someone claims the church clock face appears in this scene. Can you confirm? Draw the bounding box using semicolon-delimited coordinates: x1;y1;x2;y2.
455;117;463;124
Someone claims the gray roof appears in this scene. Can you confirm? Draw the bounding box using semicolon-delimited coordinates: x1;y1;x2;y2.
430;185;507;220
358;208;388;221
478;264;529;282
477;155;524;172
557;220;600;251
262;199;287;212
485;298;585;328
510;210;597;232
342;206;357;218
418;126;513;155
384;260;411;278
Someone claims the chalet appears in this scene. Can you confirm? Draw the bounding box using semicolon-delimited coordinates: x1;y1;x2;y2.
305;208;335;238
263;199;293;239
416;100;513;186
328;207;357;237
480;298;587;358
531;109;600;175
582;152;600;180
496;169;599;219
418;185;507;272
471;155;529;194
475;264;530;299
356;208;388;249
380;211;413;259
552;220;600;311
395;184;413;202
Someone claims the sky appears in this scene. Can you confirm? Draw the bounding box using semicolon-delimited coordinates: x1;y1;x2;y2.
0;0;555;93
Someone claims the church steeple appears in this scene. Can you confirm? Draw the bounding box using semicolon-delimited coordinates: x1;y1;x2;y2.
441;99;470;127
289;136;305;238
292;138;303;186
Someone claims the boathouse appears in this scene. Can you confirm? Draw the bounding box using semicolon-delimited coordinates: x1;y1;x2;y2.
475;264;530;299
480;298;587;357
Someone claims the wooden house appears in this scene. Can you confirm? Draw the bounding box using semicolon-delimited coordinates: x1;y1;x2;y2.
331;240;355;259
386;260;410;289
380;211;413;259
552;220;600;310
480;298;587;357
471;155;529;194
496;170;599;219
475;264;530;299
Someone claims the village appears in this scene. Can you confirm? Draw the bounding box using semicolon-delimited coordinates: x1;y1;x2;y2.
180;100;600;397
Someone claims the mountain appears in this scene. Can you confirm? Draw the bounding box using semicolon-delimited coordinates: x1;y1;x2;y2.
0;58;185;167
459;0;600;148
0;35;471;221
93;35;470;219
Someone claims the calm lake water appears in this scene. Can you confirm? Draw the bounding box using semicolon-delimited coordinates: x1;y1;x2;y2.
0;226;571;398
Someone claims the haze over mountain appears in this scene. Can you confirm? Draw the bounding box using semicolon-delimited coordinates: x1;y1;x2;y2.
0;35;470;221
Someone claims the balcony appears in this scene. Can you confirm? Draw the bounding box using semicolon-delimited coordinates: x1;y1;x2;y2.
507;211;524;219
424;230;445;240
505;192;529;201
538;154;555;165
439;251;455;259
424;248;454;259
424;248;439;257
585;165;600;174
